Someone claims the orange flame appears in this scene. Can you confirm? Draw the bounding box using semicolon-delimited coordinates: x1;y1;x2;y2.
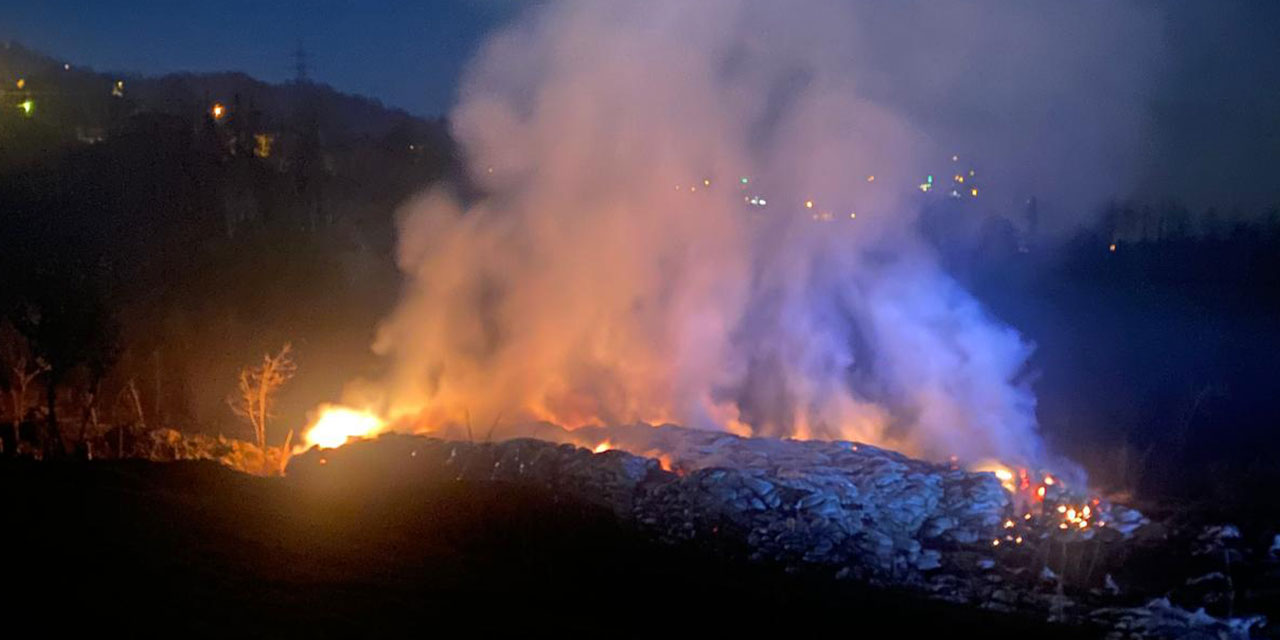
303;405;384;449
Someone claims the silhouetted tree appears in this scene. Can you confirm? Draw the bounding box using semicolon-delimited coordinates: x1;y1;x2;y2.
11;271;119;457
0;320;48;454
229;344;296;474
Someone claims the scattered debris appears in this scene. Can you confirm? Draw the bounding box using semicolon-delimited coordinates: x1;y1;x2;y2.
284;427;1267;637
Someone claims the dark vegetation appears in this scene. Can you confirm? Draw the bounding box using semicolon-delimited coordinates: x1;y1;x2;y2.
930;198;1280;508
0;42;461;459
1;40;1278;511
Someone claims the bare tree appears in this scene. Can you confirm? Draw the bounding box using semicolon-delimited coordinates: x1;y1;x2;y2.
0;322;49;453
228;344;296;474
113;378;147;458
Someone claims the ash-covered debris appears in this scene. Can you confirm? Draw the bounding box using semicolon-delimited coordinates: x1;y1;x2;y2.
286;427;1266;638
1091;598;1265;640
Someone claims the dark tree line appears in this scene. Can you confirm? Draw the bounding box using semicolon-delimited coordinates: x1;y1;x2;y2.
942;199;1280;505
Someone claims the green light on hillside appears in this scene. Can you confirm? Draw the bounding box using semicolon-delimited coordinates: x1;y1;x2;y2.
18;99;33;117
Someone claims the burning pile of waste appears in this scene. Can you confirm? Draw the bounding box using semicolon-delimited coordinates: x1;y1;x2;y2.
256;5;1274;635
285;423;1263;638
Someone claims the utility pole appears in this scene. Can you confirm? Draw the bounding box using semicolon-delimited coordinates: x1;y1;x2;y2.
288;41;324;230
292;41;310;85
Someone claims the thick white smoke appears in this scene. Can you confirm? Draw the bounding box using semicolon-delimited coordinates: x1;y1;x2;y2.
368;1;1160;470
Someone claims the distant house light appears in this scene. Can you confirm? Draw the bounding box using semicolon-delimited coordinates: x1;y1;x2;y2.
211;102;226;120
254;134;274;158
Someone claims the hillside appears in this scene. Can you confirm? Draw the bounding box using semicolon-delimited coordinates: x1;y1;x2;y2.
0;42;463;443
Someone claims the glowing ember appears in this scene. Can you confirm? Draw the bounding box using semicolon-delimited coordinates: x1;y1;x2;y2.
1059;502;1096;529
593;441;613;453
657;454;674;472
303;405;384;449
974;463;1018;493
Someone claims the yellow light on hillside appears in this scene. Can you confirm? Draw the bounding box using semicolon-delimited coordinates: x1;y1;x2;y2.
804;200;814;209
15;78;25;89
18;99;33;116
211;102;226;120
970;187;979;197
866;175;875;182
253;133;273;159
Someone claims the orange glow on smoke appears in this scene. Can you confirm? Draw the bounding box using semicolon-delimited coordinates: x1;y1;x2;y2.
303;405;384;449
593;441;613;453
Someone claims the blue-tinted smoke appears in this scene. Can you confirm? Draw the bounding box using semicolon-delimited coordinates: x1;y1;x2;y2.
370;1;1158;474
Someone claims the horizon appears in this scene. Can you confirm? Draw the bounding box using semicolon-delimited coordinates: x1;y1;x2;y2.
0;0;532;118
1;1;1278;213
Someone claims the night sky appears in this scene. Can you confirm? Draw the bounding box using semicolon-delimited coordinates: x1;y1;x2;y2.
0;0;532;116
1;0;1277;210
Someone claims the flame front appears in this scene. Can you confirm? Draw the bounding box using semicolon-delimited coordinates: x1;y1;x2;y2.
303;405;384;449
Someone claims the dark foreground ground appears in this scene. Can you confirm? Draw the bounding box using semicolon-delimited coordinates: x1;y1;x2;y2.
1;459;1095;638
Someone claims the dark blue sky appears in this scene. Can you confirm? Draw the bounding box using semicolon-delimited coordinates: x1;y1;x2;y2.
1;0;1278;209
0;0;530;116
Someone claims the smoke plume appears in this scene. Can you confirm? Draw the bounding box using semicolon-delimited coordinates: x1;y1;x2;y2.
368;1;1162;470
